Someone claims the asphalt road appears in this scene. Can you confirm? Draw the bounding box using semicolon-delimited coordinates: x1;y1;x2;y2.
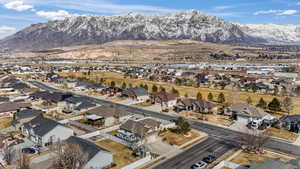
153;137;235;169
29;81;300;168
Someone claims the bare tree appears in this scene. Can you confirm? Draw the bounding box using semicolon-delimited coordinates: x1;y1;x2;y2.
1;146;15;165
282;97;294;115
51;141;88;169
16;151;31;169
237;129;270;153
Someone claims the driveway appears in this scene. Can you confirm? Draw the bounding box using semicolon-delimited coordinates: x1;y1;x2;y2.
146;138;176;155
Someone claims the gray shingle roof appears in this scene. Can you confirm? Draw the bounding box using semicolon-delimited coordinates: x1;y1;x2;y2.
249;158;295;169
23;116;67;137
66;136;111;161
16;109;44;119
228;103;269;118
0;102;32;113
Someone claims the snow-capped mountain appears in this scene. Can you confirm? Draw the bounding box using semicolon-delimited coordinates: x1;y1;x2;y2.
0;10;265;52
239;24;300;44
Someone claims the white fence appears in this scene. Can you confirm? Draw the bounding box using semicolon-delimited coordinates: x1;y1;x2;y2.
79;130;131;147
58;115;84;124
121;155;151;169
213;161;248;169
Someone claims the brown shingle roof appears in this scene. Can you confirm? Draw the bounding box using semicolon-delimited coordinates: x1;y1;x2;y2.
86;105;130;118
0;102;32;113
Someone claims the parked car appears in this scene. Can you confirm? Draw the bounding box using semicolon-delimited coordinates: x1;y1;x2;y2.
22;148;36;154
191;161;207;169
202;155;216;163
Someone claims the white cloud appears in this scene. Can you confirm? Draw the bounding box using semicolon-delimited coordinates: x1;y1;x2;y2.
0;26;16;39
254;9;298;15
25;0;177;14
297;2;300;5
4;0;33;11
214;5;236;10
36;10;78;20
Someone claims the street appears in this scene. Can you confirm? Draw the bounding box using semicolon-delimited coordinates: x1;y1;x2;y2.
153;137;235;169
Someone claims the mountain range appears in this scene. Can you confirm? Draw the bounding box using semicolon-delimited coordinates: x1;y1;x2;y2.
0;10;300;53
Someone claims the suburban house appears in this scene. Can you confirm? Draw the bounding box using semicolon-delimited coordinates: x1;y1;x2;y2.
122;88;149;102
58;96;97;114
281;115;300;133
175;99;218;114
22;116;74;146
12;109;45;129
0;102;32;117
85;105;131;127
66;136;113;169
150;92;178;108
225;103;274;126
117;117;175;144
30;91;73;106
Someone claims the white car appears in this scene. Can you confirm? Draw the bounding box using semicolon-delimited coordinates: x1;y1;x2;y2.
191;161;207;169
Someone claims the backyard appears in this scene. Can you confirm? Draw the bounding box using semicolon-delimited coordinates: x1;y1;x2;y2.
96;139;140;169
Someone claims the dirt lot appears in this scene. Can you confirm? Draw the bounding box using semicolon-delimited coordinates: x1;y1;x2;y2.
230;150;295;167
96;139;140;169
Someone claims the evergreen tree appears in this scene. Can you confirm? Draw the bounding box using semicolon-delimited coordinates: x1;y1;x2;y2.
184;93;189;98
144;84;149;91
121;82;127;89
208;92;214;101
152;85;158;93
159;86;166;92
256;98;267;109
196;92;203;100
218;93;225;103
110;81;116;87
268;98;281;112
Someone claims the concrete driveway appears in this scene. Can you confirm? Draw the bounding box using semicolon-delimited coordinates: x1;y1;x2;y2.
146;138;176;155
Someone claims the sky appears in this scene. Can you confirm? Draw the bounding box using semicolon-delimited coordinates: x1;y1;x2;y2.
0;0;300;39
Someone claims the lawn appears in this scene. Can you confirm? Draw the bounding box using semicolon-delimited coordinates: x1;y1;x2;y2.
60;72;300;119
0;117;13;130
266;127;298;142
96;139;140;169
230;151;295;167
160;130;200;146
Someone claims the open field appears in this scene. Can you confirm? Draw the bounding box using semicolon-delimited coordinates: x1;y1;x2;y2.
96;139;140;169
9;40;300;62
60;71;300;118
230;150;295;167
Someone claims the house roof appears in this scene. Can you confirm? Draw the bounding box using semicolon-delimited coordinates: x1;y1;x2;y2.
75;102;96;111
120;120;149;138
123;88;148;97
86;105;130;118
31;91;72;103
0;102;32;113
151;92;178;102
178;99;216;109
249;158;295;169
16;109;44;119
0;97;9;102
66;136;111;161
281;115;300;123
138;118;161;129
23;116;69;137
228;103;269;118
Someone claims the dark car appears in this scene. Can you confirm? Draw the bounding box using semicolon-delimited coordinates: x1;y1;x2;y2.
202;155;217;163
22;148;36;154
